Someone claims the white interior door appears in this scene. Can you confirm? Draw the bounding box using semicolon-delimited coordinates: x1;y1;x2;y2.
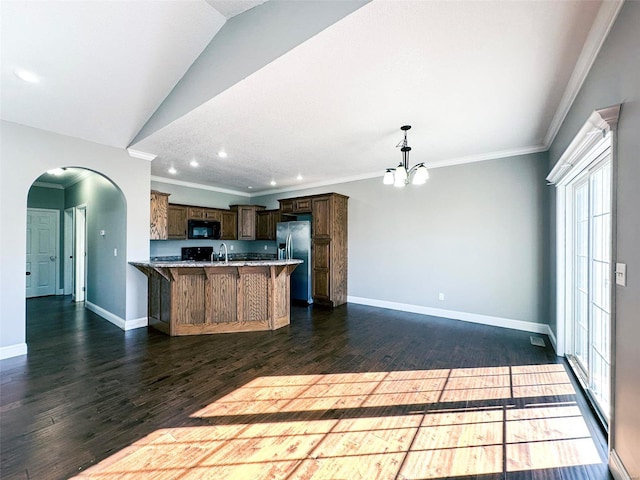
74;205;87;302
26;209;58;298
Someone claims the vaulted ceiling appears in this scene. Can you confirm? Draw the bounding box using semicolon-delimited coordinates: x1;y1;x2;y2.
2;0;621;194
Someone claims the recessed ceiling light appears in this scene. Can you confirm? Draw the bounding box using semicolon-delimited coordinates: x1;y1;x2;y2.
190;160;199;167
296;174;303;181
47;168;64;176
270;180;276;186
14;67;40;83
168;167;177;174
217;151;227;159
248;186;253;189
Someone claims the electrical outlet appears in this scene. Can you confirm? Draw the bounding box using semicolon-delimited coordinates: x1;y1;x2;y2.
438;293;445;301
230;245;234;251
264;245;268;251
113;248;117;257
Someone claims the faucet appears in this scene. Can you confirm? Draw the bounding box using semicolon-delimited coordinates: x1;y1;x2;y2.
285;234;292;260
219;243;228;263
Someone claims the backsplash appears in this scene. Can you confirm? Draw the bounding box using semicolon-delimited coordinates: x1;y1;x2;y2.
150;239;278;258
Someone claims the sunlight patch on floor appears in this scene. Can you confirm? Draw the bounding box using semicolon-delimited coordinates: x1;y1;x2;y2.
72;364;601;479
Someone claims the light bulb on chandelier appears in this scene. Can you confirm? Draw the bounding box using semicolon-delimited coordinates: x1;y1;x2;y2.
383;125;429;187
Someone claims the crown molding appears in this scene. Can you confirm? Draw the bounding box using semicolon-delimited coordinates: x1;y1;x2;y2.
543;0;625;148
150;175;252;197
32;181;64;190
127;149;157;161
152;144;550;198
426;144;548;169
249;171;383;196
250;145;548;196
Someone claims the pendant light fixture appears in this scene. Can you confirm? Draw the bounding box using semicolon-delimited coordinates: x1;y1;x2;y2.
383;125;429;187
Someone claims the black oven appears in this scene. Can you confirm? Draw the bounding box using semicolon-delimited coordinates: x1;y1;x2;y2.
187;219;221;240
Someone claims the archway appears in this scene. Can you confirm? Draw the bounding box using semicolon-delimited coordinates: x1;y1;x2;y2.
26;167;128;329
0;121;151;361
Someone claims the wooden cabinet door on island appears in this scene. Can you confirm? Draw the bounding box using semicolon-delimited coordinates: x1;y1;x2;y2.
150;191;170;240
167;205;187;239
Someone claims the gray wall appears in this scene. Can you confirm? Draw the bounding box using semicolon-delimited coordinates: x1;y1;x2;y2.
66;174;127;319
548;1;640;474
255;152;550;325
0;121;150;356
27;185;65;286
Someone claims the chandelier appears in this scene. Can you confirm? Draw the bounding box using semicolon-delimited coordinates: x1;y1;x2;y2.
383;125;429;187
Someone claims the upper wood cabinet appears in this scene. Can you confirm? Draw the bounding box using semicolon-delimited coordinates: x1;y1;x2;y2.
219;210;237;240
167;205;187;239
256;210;281;240
279;197;312;215
231;205;265;240
150;191;170;240
188;207;221;221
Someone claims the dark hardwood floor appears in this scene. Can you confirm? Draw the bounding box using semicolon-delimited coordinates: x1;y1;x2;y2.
1;296;610;479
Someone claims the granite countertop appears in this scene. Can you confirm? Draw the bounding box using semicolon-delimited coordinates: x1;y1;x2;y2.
131;259;303;268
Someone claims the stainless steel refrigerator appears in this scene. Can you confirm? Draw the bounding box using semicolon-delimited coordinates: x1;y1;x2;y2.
277;221;312;304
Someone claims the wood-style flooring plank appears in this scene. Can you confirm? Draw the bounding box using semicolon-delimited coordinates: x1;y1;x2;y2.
0;296;611;480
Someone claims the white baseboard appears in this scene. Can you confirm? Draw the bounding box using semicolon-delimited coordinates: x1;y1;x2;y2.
347;296;550;335
124;317;149;330
0;343;28;360
610;449;633;480
85;301;148;331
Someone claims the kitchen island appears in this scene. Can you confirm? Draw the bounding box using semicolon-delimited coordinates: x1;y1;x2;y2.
130;259;302;336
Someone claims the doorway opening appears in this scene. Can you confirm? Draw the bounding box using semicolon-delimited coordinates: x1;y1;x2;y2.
26;168;126;313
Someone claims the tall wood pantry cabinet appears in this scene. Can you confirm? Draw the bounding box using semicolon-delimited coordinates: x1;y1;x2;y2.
279;192;348;307
311;194;348;307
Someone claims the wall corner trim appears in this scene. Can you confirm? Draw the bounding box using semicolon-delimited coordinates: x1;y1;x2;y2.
85;301;148;331
546;325;559;355
0;343;28;360
609;449;632;480
127;149;157;161
347;296;550;335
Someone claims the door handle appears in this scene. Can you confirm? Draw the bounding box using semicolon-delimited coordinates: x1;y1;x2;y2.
50;256;56;261
26;272;31;275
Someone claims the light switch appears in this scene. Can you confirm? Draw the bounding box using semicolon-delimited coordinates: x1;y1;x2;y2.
113;248;118;257
615;263;626;286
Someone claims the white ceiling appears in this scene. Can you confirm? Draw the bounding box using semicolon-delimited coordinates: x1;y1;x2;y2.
2;0;619;195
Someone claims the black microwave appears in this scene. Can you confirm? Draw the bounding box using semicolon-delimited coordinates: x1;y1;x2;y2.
187;219;221;239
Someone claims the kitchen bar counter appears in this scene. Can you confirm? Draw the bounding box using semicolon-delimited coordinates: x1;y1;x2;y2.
130;260;302;336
